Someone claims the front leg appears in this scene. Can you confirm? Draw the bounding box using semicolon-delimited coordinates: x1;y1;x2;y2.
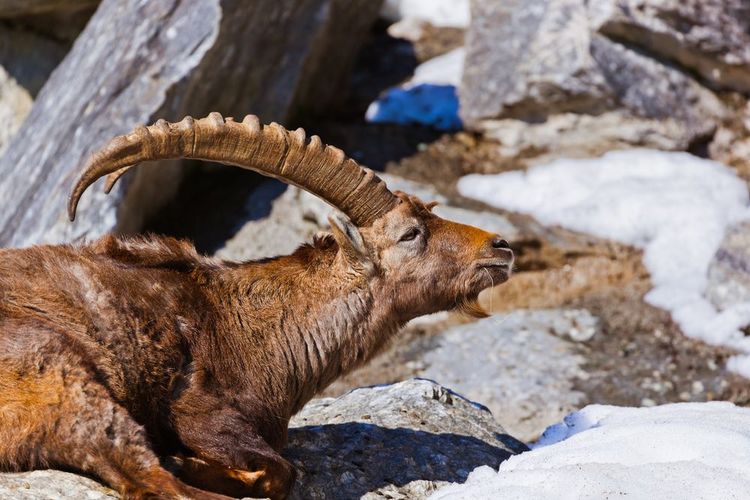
171;396;295;499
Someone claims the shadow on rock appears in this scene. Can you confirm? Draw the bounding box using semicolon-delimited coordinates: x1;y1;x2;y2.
284;379;528;499
286;422;521;499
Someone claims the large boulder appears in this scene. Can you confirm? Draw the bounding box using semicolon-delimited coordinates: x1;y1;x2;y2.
0;0;382;248
419;309;594;441
589;33;725;141
459;0;613;124
459;0;726;152
286;379;526;499
588;0;750;93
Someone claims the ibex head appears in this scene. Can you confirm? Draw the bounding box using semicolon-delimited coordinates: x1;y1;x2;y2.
69;113;512;319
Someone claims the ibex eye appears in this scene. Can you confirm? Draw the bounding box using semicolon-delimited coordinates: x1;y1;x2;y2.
399;228;420;242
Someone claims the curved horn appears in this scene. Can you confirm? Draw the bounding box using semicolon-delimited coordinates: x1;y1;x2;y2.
68;112;399;226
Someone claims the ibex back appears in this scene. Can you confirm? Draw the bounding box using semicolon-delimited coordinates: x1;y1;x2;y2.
0;113;513;499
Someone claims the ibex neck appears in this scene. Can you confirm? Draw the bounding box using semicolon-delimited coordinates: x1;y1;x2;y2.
212;247;401;419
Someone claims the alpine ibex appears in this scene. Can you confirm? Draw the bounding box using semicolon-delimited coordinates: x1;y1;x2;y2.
0;113;513;499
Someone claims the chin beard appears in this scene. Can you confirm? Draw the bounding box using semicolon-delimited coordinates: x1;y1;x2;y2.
454;296;489;319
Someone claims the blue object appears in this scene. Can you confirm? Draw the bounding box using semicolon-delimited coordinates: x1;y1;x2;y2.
367;84;462;131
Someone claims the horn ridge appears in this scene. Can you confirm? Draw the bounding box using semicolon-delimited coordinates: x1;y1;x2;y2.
67;114;398;225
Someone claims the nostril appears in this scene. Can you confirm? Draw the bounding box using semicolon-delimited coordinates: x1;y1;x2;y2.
491;237;510;249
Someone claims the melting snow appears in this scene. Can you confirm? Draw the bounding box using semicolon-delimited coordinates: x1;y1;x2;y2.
381;0;470;28
457;149;750;375
431;402;750;499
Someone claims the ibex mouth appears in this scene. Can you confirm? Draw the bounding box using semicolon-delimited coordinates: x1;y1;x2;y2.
476;258;512;270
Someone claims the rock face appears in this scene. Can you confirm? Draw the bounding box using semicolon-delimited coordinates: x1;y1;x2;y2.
589;0;750;93
589;34;725;139
0;67;32;156
217;183;331;262
0;0;382;248
0;470;117;499
706;221;750;311
419;310;594;441
481;110;709;162
460;0;613;123
0;25;68;154
459;0;729;152
286;379;526;499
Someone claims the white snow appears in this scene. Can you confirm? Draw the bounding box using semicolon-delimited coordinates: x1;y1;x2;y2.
410;47;465;87
457;149;750;374
431;402;750;500
381;0;470;28
366;48;464;130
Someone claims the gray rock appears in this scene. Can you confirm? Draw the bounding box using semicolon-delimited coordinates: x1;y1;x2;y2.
287;379;526;499
460;0;726;151
590;34;725;138
419;310;593;441
706;221;750;311
0;25;68;97
0;26;68;155
0;67;32;156
589;0;750;93
217;184;331;262
0;0;382;248
460;0;614;125
0;470;117;499
380;173;449;205
479;110;707;162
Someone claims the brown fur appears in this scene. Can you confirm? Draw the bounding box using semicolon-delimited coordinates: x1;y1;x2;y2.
0;193;512;499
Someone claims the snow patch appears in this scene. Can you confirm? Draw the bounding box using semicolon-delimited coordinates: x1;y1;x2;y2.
381;0;470;28
457;149;750;374
432;402;750;499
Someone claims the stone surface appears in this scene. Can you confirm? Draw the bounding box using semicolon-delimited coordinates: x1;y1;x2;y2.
217;183;331;262
0;470;116;499
460;0;613;125
286;379;526;499
460;0;726;151
0;25;68;155
590;34;725;139
706;221;750;311
0;67;32;156
589;0;750;93
0;0;382;248
419;310;593;441
480;110;706;163
0;25;68;97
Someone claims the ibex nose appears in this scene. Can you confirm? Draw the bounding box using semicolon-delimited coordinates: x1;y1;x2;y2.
491;236;510;249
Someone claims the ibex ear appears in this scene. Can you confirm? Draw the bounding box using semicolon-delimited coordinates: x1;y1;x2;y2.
328;213;373;272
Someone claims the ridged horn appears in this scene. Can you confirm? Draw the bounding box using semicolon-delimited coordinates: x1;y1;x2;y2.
68;112;399;226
